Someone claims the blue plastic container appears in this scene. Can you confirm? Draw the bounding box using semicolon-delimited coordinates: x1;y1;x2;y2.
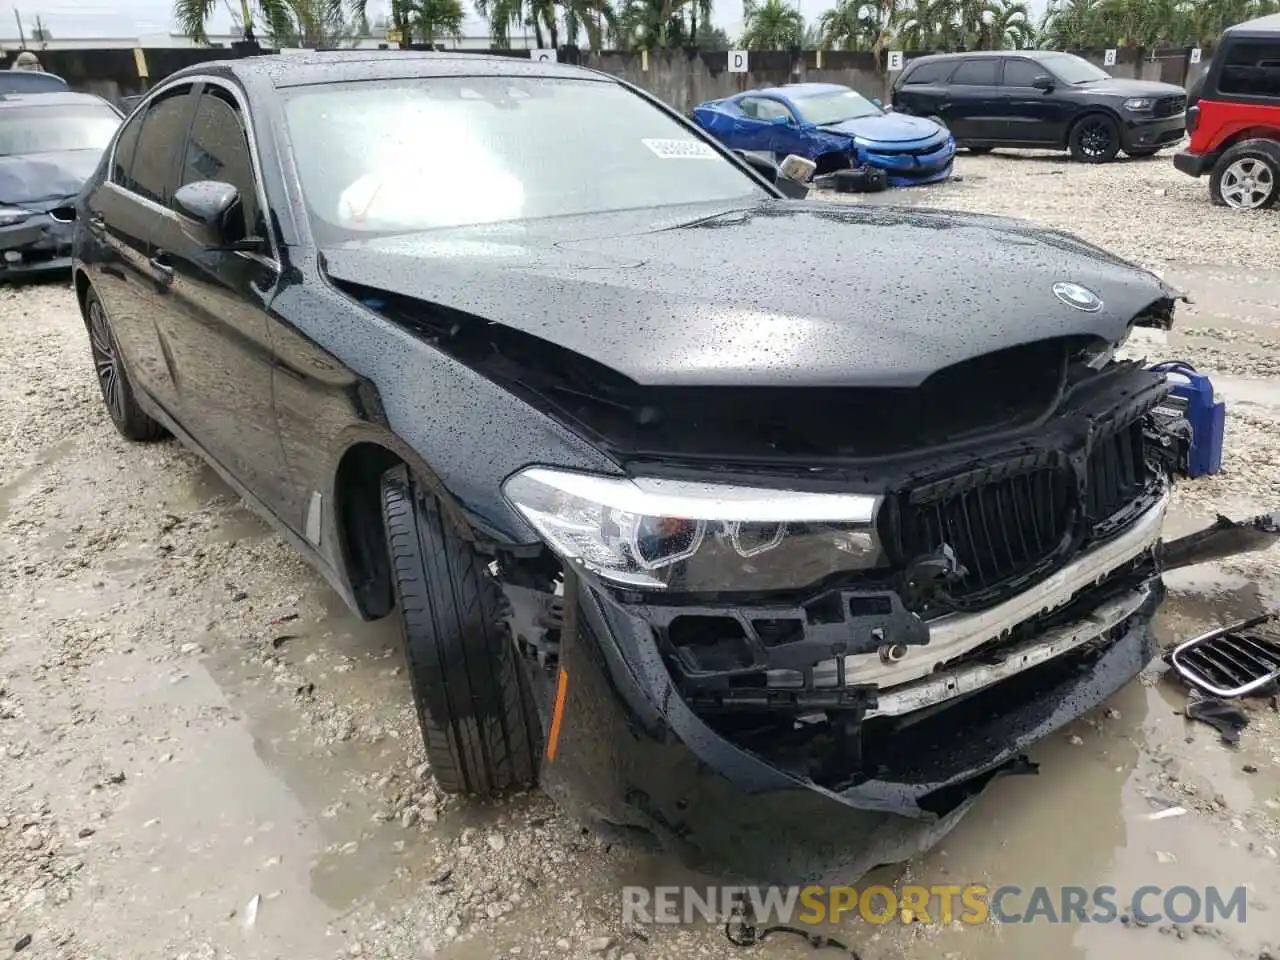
1148;361;1226;479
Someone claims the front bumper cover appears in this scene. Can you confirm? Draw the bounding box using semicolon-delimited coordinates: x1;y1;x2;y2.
0;210;75;279
1121;114;1187;152
539;558;1163;884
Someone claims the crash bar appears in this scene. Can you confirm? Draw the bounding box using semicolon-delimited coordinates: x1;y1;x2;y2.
800;492;1170;690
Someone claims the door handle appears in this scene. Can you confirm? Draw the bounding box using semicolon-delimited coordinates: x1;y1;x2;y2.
149;251;174;283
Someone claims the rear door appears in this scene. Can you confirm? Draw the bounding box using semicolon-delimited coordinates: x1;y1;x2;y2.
893;59;955;116
82;83;196;415
999;57;1073;144
940;58;1003;141
148;82;293;518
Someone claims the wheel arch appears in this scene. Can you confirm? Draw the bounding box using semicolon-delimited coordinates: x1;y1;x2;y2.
328;426;538;622
1213;126;1280;158
1064;107;1121;147
73;267;92;320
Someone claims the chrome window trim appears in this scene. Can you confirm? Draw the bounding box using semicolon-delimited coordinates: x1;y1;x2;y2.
105;74;282;274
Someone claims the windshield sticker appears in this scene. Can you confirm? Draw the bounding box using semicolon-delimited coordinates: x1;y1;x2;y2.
642;138;718;159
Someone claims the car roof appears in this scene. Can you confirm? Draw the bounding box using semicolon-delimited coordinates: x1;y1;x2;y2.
1225;11;1280;36
170;51;606;89
748;82;848;98
0;90;115;109
907;50;1065;63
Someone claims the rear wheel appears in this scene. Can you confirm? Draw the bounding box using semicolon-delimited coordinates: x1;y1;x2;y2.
83;287;166;442
380;464;541;797
1209;140;1280;210
1068;114;1120;163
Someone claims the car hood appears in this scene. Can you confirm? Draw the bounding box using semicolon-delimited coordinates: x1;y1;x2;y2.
0;149;98;206
817;112;944;143
321;200;1175;389
1073;78;1186;99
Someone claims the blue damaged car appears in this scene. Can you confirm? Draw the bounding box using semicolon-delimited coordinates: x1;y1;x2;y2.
692;82;956;186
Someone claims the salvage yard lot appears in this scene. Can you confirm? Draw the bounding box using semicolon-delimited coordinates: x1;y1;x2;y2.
2;150;1279;960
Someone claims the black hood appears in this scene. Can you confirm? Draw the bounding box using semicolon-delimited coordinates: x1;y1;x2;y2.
321;201;1174;389
0;148;98;206
1076;78;1186;98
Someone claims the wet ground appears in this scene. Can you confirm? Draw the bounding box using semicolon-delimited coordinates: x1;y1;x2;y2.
2;154;1279;960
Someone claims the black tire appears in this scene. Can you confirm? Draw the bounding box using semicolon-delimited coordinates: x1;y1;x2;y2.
380;464;540;797
82;286;166;442
1125;146;1163;158
1068;114;1121;163
1209;139;1280;210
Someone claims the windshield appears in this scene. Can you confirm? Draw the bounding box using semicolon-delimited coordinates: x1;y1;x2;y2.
1042;53;1112;85
0;104;120;156
790;89;883;125
284;77;765;239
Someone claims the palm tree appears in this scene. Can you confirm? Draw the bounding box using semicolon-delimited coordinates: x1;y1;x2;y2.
174;0;293;44
272;0;365;47
740;0;804;49
988;0;1034;47
413;0;465;44
473;0;525;46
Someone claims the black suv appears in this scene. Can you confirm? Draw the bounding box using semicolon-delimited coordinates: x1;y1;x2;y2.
892;50;1188;162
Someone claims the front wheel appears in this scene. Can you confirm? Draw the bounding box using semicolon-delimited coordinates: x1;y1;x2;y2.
381;465;541;797
1209;140;1280;210
1068;114;1120;163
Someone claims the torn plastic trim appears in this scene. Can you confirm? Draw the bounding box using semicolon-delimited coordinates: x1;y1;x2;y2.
866;581;1154;718
799;492;1169;690
1160;510;1280;572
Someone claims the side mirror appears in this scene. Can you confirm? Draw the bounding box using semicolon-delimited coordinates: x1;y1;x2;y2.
172;180;246;249
772;114;790;126
1032;75;1055;92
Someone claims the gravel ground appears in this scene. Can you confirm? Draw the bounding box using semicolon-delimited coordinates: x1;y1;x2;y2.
2;150;1280;960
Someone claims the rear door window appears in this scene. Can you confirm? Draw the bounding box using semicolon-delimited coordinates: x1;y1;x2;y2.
903;61;954;85
951;59;1000;85
1217;40;1280;99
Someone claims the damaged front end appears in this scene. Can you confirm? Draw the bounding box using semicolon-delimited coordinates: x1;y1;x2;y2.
343;273;1254;883
483;342;1243;883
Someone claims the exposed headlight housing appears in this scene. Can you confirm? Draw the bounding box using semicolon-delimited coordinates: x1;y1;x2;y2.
503;467;883;591
0;207;32;227
1123;97;1155;111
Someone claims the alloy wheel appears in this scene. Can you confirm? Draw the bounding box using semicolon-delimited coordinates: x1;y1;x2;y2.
1220;158;1275;210
1079;121;1111;159
87;300;125;424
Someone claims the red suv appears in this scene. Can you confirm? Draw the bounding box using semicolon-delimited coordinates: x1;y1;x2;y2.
1174;12;1280;209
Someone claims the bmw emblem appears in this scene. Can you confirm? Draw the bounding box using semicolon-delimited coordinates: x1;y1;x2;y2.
1053;282;1103;313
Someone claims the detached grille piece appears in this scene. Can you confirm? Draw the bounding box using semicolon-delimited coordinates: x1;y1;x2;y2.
1085;418;1149;521
887;463;1072;602
1169;614;1280;697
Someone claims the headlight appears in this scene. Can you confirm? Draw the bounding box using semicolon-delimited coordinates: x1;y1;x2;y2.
0;207;32;227
1123;98;1155;111
503;467;883;591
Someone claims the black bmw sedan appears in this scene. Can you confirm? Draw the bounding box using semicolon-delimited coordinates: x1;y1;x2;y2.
73;52;1219;883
